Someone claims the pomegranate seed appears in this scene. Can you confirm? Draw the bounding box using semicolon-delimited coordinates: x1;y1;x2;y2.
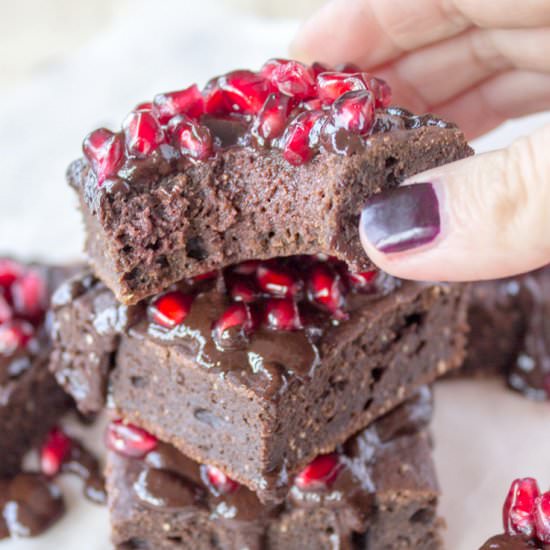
228;277;260;303
362;75;392;108
204;70;272;115
82;128;125;185
0;259;22;290
232;260;261;276
41;427;72;477
261;59;316;100
170;115;213;161
148;290;194;329
122;111;165;158
347;270;377;290
0;320;34;355
105;420;158;458
263;298;302;331
203;465;240;495
257;263;302;298
0;293;12;324
192;270;217;283
294;453;342;491
212;302;257;346
135;101;153;111
280;110;326;166
317;72;367;103
11;269;47;322
503;478;540;537
307;263;348;319
153;84;205;124
535;492;550;543
302;98;324;111
310;61;331;78
334;62;360;73
331;90;375;134
252;93;291;142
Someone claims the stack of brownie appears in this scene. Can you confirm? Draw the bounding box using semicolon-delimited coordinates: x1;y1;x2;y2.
49;59;474;548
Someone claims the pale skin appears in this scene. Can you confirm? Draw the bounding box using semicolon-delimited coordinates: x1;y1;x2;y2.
291;0;550;281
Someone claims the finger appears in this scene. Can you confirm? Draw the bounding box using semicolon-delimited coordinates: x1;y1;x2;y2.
291;0;550;69
358;124;550;282
375;27;550;114
433;71;550;139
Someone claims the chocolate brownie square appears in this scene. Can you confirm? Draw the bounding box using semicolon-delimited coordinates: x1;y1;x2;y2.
107;387;442;550
71;60;473;304
0;259;72;476
50;255;468;500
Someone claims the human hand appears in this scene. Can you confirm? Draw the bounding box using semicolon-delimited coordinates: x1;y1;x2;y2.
292;0;550;281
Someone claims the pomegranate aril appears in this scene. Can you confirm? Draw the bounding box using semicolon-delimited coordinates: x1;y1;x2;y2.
232;260;261;276
363;75;392;108
153;84;205;124
307;263;348;319
41;427;72;477
347;270;377;290
335;62;360;74
257;263;302;298
122;111;165;158
106;420;158;458
212;302;257;343
503;477;540;537
317;72;367;102
302;98;324;111
192;270;217;283
0;259;23;290
331;90;375;134
535;492;550;543
0;293;13;324
0;320;34;355
11;269;47;323
204;465;240;495
280;110;326;166
82;128;125;185
263;298;302;331
171;115;213;161
310;61;331;78
204;70;272;115
294;453;342;491
252;93;291;142
229;277;260;303
135;101;153;111
261;59;316;100
148;290;194;329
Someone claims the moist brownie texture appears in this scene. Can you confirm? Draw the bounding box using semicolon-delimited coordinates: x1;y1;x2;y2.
107;388;442;550
50;255;469;499
73;60;473;305
0;259;72;477
464;267;550;399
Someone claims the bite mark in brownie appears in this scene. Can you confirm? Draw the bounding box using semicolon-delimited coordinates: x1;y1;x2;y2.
71;59;473;304
50;255;469;500
107;388;442;550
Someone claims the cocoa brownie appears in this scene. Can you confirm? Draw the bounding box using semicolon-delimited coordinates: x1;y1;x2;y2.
479;534;548;549
50;255;468;500
464;267;550;399
107;387;443;550
0;259;72;477
72;60;473;304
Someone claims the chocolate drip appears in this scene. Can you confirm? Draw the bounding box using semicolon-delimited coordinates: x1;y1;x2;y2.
0;473;64;539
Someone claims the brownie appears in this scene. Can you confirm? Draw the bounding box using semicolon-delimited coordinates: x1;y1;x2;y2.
50;255;469;500
0;259;73;477
107;387;442;550
479;534;549;549
72;61;473;305
464;267;550;399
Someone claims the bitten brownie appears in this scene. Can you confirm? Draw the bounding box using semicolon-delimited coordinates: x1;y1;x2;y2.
107;387;443;550
71;59;473;304
50;255;469;500
0;259;72;477
464;266;550;399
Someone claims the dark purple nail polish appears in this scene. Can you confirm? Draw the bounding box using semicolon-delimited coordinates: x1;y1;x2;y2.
360;183;440;253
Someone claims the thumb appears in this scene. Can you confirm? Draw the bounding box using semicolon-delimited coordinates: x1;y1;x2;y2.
359;123;550;282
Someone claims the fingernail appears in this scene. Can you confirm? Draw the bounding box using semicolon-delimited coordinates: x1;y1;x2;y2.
360;183;440;253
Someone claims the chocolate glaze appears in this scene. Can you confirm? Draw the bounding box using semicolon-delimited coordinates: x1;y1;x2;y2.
79;106;455;212
479;534;548;549
121;387;431;533
0;473;64;539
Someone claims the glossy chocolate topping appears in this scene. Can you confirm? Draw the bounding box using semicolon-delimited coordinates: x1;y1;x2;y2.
479;534;548;549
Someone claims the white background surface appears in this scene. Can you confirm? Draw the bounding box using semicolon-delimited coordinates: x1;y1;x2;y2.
1;1;549;548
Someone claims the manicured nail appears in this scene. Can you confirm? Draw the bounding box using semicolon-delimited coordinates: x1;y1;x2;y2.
360;183;440;253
